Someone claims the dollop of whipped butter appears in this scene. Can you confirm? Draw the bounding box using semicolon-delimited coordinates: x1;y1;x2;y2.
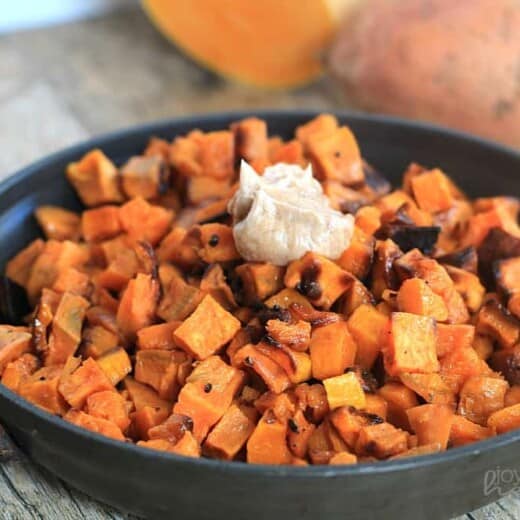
228;161;354;266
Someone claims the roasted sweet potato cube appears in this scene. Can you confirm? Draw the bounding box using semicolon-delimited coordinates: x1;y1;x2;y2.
123;377;172;414
476;299;520;349
383;312;439;376
265;319;311;352
458;376;509;426
329;452;358;465
82;325;119;359
157;274;204;322
156;227;199;267
235;262;285;305
1;353;39;392
186;175;231;205
271;139;305;166
295;114;338;151
323;372;366;410
169;133;202;177
0;326;32;376
449;415;495;447
137;322;181;351
199;263;237;310
294;383;329;424
119;197;173;247
45;292;90;366
285;252;353;310
406;404;453;450
233;344;291;394
174;294;241;360
174;356;245;442
81;205;121;242
464;206;520;248
264;288;314;311
399;372;455;407
440;346;489;394
307;126;364;185
487;403;520;434
435;323;474;358
337;226;375;280
66;149;123;207
64;409;124;440
26;240;89;304
35;206;81;241
58;358;113;409
231;117;268;164
52;267;91;297
355;206;382;236
131;405;169;441
378;382;419;431
116;273;159;341
86;390;130;432
19;366;68;415
347;304;390;369
286;408;315;459
97;348;132;386
355;422;408;459
411;169;454;213
203;403;258;460
247;409;293;465
397;278;448;321
191;223;240;263
495;257;520;299
197;131;234;180
121;155;168;200
138;431;201;457
444;265;485;313
5;238;44;288
310;321;356;380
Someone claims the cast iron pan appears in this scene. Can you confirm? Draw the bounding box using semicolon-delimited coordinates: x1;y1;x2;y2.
0;111;519;520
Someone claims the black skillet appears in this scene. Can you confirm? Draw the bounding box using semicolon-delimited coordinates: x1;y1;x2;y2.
0;111;519;520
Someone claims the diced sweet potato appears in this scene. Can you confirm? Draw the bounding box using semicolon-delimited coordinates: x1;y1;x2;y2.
58;358;113;409
265;319;311;352
116;273;159;341
329;451;358;465
198;131;234;180
233;344;291;394
285;252;353;310
203;403;258;460
264;289;314;311
157;274;204;322
235;263;285;305
191;223;240;263
199;263;237;310
66;149;123;207
310;321;356;379
64;409;124;440
45;292;90;366
476;299;520;349
355;422;408;459
52;267;91;298
232;117;268;165
383;312;439;376
307;126;364;185
378;382;419;431
174;294;241;360
406;404;453;449
86;390;130;432
396;278;448;322
247;409;292;464
81;325;119;359
26;240;89;304
435;324;475;358
346;304;387;369
174;356;245;442
505;386;520;407
121;155;168;200
1;353;40;392
123;377;172;414
137;322;181;351
440;346;489;394
81;205;121;242
444;265;485;313
399;372;455;407
131;405;169;441
35;206;81;241
5;238;45;288
294;383;329;424
119;197;173;246
323;372;366;410
336;226;375;280
451;415;495;448
410;169;454;213
0;326;32;376
286;408;316;459
97;348;132;386
19;366;68;415
458;376;509;426
487;403;520;434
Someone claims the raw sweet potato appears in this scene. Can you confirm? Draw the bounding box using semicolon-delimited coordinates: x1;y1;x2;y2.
328;0;520;148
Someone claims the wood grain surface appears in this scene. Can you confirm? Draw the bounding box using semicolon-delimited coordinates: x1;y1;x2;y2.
0;5;518;519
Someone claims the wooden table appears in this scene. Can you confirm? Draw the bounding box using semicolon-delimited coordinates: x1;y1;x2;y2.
0;5;518;519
